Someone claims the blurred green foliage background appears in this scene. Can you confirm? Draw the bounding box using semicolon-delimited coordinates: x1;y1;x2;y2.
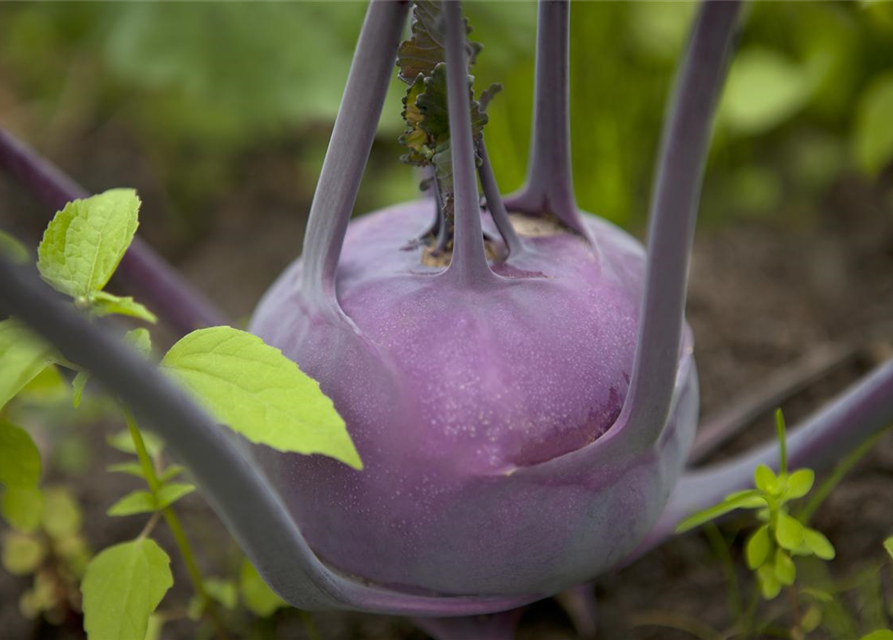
1;1;892;233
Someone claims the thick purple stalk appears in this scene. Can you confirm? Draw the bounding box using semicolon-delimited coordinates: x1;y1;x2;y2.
611;1;742;455
0;127;225;334
505;0;590;240
0;256;540;616
300;0;410;308
478;141;525;257
443;1;499;287
633;355;893;557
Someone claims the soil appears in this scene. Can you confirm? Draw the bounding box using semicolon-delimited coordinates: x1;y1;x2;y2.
1;130;893;640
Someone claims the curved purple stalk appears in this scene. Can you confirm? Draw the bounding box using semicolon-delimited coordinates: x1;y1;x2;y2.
632;355;893;559
610;0;742;455
300;0;410;309
0;256;541;616
504;0;590;241
478;141;525;257
0;127;225;335
443;1;499;287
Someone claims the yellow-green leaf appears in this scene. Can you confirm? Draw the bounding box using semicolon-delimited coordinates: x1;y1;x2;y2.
156;483;195;509
37;189;140;299
91;292;157;324
108;491;156;517
0;229;29;264
0;320;55;410
803;527;835;560
754;464;779;494
776;511;804;550
1;532;45;575
82;539;173;640
42;488;82;539
0;421;41;488
854;73;893;176
746;524;772;570
1;487;43;533
785;469;815;500
161;326;361;469
240;559;287;617
774;548;796;586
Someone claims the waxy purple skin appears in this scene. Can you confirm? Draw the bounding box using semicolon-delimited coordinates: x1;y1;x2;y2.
249;200;698;596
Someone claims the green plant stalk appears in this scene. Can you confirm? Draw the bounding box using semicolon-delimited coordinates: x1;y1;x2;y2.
124;409;231;640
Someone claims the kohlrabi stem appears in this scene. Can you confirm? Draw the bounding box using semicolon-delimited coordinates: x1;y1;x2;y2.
0;126;226;335
478;141;524;257
506;0;590;241
125;409;230;640
0;257;540;616
632;356;893;559
611;0;742;455
300;0;410;308
443;1;498;287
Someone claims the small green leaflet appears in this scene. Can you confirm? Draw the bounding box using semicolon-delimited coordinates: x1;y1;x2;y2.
91;291;157;324
240;559;287;617
861;632;893;640
1;532;45;576
0;421;41;488
82;539;173;640
675;489;765;533
108;429;164;458
108;483;196;517
1;486;44;533
42;488;83;539
161;326;361;469
0;320;56;410
37;189;140;300
854;72;893;176
885;536;893;561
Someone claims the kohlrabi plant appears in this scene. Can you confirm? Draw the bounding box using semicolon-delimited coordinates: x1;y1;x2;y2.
2;2;893;640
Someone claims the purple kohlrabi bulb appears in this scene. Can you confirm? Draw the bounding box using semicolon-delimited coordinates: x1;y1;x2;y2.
248;201;698;596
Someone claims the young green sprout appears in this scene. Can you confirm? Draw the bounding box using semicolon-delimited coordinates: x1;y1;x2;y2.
677;409;835;599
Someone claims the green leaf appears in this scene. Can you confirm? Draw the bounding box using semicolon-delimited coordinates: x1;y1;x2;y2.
205;578;238;610
754;464;779;494
861;632;893;640
746;525;772;570
156;483;195;509
18;365;68;403
240;559;287;617
0;229;29;263
72;372;90;408
106;462;147;479
774;548;796;586
1;532;45;575
720;47;813;135
757;563;782;600
885;536;893;561
42;488;82;539
0;421;41;488
145;615;165;640
82;538;173;640
124;328;153;358
108;429;164;458
0;319;55;410
785;469;815;500
675;490;766;533
803;527;836;560
161;326;361;469
108;491;156;517
159;465;185;483
1;487;43;533
90;291;157;324
396;0;480;83
37;189;140;299
854;73;893;176
776;511;805;550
